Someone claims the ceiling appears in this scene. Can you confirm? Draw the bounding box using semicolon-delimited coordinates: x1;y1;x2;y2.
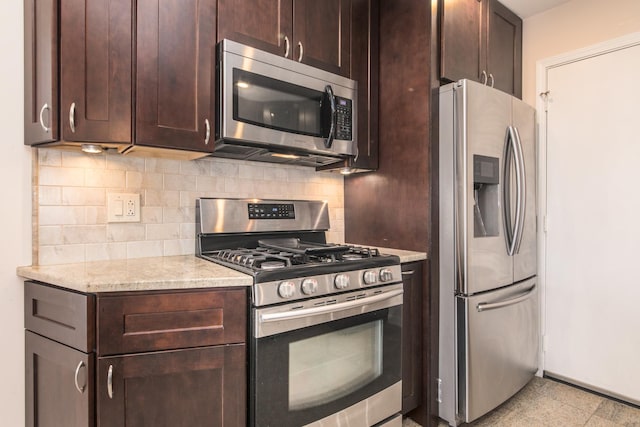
499;0;572;18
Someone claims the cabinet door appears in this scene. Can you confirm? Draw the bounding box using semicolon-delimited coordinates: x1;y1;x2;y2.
136;0;216;152
401;261;424;415
440;0;482;84
24;0;58;145
350;0;379;170
218;0;293;58
485;0;522;98
26;331;94;427
97;345;246;427
60;0;132;143
293;0;351;77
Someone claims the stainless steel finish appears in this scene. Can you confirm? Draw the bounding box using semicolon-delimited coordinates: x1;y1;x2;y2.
107;365;114;399
302;381;402;427
74;361;86;394
439;80;538;426
376;414;403;427
255;283;403;337
476;284;535;312
301;278;318;295
39;103;50;133
197;198;330;235
488;73;495;88
480;70;488;85
204;119;211;144
459;279;538;422
278;281;297;299
297;41;304;62
69;102;76;133
254;264;402;307
364;270;377;284
218;39;357;158
401;270;415;276
334;273;350;289
284;35;290;58
379;268;393;282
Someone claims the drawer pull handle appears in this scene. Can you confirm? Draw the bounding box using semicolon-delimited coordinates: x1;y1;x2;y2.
401;270;415;276
107;364;114;399
74;361;86;394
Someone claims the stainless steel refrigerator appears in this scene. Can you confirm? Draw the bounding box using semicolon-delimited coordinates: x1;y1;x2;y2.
438;79;539;426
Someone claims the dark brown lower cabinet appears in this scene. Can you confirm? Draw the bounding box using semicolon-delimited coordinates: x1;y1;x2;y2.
24;281;247;427
25;331;95;427
402;261;425;415
97;345;245;427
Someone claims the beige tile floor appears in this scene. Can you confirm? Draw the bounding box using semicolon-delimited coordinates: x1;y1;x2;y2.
403;377;640;427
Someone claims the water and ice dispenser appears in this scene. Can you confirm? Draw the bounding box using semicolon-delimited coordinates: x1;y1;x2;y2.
473;155;500;237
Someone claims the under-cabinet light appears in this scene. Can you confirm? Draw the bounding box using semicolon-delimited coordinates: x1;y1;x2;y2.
81;144;103;154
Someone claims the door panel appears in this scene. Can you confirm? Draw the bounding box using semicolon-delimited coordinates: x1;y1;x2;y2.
293;0;351;77
136;0;216;152
60;0;132;143
440;0;482;84
512;97;536;282
218;0;293;58
24;0;58;145
459;80;513;294
459;278;538;422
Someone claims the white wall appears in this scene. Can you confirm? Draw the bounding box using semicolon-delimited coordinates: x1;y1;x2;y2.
522;0;640;105
0;1;31;425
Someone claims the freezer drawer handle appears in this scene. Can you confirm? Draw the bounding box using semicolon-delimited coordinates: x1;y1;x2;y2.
476;285;535;312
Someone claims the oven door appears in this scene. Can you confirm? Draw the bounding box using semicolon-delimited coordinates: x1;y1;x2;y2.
251;284;403;427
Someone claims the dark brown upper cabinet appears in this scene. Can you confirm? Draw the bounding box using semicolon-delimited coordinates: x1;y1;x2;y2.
218;0;351;77
24;0;58;145
135;0;217;154
440;0;522;98
60;0;132;144
24;0;216;158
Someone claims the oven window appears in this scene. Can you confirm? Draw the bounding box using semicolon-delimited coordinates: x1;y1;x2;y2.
289;320;383;410
233;69;323;137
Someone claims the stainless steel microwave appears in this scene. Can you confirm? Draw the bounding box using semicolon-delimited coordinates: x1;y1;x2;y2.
214;39;357;167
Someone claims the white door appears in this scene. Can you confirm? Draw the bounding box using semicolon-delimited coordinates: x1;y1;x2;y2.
542;36;640;404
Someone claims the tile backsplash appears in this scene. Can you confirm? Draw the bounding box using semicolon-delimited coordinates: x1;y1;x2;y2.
34;149;344;266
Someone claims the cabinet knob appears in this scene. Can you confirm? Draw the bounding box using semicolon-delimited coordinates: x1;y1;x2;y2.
284;36;290;58
69;102;77;133
297;41;304;62
74;361;86;394
39;103;50;133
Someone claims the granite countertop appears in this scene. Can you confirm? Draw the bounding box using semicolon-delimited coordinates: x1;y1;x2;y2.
16;255;253;294
347;244;427;263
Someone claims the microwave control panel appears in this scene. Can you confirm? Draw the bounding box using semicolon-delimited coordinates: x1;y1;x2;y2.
335;97;353;141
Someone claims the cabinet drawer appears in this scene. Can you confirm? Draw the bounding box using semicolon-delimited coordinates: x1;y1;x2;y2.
97;288;246;356
24;281;95;352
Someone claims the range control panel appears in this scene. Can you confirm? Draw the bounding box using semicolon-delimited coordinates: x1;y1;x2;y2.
248;203;296;220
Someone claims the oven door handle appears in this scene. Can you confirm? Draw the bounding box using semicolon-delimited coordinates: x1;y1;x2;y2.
260;289;404;323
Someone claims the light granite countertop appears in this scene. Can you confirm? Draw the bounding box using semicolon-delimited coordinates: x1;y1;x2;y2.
16;255;253;294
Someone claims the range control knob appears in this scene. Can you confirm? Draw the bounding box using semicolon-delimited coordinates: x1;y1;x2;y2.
278;281;297;299
301;278;318;295
334;274;350;290
379;268;394;282
363;270;378;285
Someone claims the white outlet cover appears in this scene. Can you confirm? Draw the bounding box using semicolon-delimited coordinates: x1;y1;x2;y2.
107;193;141;223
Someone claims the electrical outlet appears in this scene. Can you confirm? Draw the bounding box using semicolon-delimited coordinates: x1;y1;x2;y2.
107;193;141;223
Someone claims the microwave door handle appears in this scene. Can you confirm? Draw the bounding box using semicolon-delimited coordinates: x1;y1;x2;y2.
324;85;336;148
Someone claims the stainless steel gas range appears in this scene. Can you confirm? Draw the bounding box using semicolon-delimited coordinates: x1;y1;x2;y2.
196;198;404;427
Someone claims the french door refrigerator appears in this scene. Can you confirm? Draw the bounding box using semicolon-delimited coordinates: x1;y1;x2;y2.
438;79;538;426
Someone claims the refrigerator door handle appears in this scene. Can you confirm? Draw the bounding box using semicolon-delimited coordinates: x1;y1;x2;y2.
503;127;520;256
476;284;536;312
513;126;527;254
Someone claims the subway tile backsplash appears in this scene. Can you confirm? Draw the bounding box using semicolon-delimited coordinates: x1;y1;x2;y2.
34;149;345;266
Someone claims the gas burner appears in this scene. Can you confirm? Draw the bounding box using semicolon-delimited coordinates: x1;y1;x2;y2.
259;261;287;270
